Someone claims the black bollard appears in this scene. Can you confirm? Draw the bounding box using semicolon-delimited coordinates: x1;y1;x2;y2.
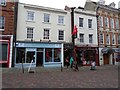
61;62;63;72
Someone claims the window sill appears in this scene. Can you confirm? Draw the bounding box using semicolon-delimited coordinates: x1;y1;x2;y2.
42;22;51;24
57;23;65;26
0;29;4;31
26;20;35;23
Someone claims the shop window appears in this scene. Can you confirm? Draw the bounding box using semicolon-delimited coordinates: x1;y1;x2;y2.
0;43;8;61
83;50;95;65
45;48;52;62
26;51;35;63
16;48;25;63
54;48;61;62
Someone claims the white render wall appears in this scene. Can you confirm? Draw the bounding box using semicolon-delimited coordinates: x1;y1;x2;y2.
74;8;98;45
17;3;71;43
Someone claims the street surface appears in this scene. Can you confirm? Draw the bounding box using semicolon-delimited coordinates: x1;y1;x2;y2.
2;65;119;88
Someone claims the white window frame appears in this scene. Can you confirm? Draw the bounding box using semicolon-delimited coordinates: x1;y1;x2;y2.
116;19;119;30
118;34;120;44
79;18;83;27
105;17;109;28
100;33;103;44
0;0;6;6
99;16;103;27
58;15;64;24
112;33;115;45
79;33;84;43
88;19;92;28
44;13;50;23
110;18;114;29
58;30;64;41
43;28;50;39
106;34;110;45
89;34;93;43
27;11;34;21
0;16;5;31
26;27;34;39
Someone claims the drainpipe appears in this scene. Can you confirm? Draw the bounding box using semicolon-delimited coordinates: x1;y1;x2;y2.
12;1;18;67
96;6;100;66
71;7;75;45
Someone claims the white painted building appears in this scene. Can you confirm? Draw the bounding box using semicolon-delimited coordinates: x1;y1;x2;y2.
74;8;98;46
65;6;99;66
15;3;71;68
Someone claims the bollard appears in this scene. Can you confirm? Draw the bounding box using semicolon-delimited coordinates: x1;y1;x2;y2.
61;62;63;72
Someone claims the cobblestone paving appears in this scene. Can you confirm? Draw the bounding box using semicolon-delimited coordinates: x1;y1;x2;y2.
1;65;119;88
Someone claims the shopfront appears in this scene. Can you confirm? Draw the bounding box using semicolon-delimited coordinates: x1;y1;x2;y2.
75;44;99;66
15;41;63;68
0;35;13;68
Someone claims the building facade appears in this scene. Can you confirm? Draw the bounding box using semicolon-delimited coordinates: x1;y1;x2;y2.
65;6;99;66
15;3;71;68
0;0;18;68
84;0;120;65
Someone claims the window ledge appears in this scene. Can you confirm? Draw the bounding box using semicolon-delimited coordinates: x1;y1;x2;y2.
26;20;35;23
42;22;51;24
57;23;65;26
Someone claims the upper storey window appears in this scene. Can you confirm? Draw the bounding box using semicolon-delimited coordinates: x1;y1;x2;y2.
27;11;34;21
0;16;5;31
58;15;64;24
44;13;50;23
0;0;6;6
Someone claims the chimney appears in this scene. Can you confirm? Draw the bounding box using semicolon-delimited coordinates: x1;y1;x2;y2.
98;0;105;5
109;2;116;8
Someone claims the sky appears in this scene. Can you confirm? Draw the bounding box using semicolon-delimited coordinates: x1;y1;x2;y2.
19;0;119;9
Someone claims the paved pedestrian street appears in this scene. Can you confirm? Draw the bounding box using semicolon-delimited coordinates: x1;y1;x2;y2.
1;65;119;89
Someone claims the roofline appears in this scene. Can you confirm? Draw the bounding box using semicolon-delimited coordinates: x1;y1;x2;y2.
19;2;68;14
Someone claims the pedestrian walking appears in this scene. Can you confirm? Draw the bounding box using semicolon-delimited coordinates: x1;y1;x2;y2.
70;56;74;69
73;61;79;71
65;57;70;68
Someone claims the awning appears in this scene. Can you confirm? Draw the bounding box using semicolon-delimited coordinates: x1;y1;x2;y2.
114;48;120;53
101;47;115;54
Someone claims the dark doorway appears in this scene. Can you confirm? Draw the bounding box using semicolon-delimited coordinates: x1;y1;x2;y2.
36;52;43;66
103;54;109;65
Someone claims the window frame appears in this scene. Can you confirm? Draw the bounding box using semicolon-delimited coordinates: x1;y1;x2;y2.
0;16;5;31
99;33;103;44
58;15;64;24
58;30;64;41
0;0;6;6
27;11;35;21
44;13;50;23
26;27;34;39
79;33;84;43
89;34;93;43
79;18;83;27
43;28;50;39
88;19;92;28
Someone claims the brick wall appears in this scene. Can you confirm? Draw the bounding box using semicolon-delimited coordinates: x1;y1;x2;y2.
0;1;15;35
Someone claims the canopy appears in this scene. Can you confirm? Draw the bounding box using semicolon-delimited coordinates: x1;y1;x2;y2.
101;47;115;54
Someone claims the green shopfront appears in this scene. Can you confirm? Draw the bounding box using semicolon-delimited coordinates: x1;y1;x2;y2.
15;41;63;68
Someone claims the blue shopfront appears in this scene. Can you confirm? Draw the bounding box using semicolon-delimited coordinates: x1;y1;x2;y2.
14;41;64;68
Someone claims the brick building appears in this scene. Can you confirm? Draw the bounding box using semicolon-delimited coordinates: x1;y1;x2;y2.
0;0;18;68
84;0;120;65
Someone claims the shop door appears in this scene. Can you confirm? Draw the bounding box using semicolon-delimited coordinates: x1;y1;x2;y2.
103;54;109;65
36;52;43;66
